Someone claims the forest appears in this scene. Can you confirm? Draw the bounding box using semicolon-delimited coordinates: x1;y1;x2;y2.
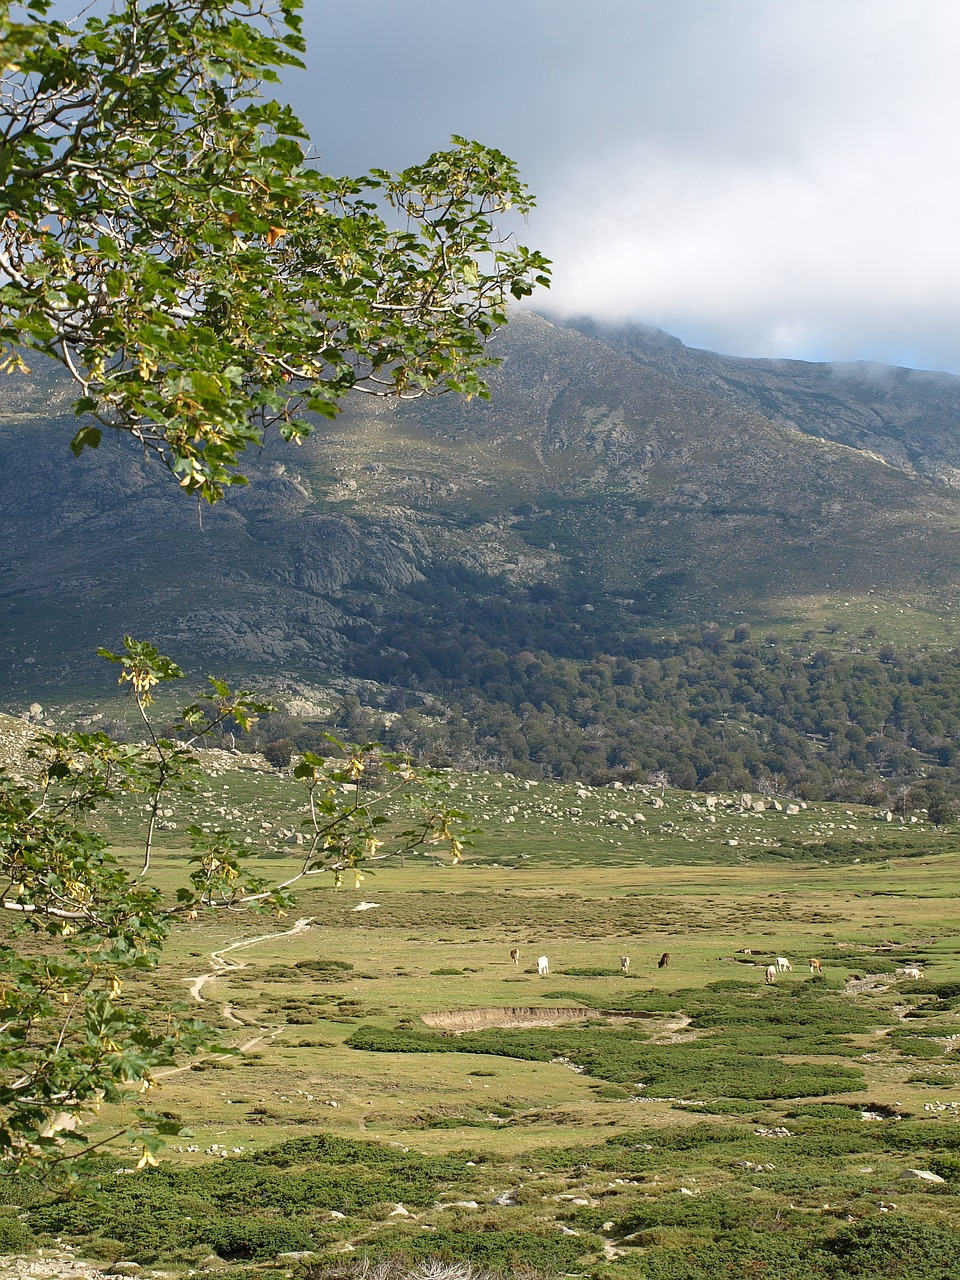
247;566;960;807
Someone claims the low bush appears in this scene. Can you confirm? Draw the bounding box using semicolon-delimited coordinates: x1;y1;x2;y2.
296;960;354;974
614;1189;766;1235
627;1229;833;1280
909;981;960;999
204;1216;315;1260
0;1214;33;1253
888;1031;945;1059
887;1121;960;1152
25;1138;473;1261
562;966;622;977
825;1213;960;1276
361;1227;590;1271
929;1154;960;1182
787;1103;866;1121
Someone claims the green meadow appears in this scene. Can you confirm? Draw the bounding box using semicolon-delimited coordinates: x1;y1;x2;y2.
6;767;960;1278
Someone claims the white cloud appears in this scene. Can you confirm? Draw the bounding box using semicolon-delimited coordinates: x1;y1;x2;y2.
294;0;960;371
532;2;960;369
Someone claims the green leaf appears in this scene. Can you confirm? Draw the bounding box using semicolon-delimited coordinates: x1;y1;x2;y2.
69;425;102;456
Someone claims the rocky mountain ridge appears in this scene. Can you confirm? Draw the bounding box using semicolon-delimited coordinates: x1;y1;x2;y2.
564;314;960;486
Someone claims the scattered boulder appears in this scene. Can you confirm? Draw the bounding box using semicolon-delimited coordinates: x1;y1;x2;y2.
899;1169;946;1184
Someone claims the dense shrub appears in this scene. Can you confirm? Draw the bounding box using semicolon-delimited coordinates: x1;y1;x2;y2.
888;1031;944;1059
929;1154;960;1183
909;981;960;1000
204;1216;315;1260
787;1103;867;1122
25;1138;472;1261
887;1122;960;1153
629;1230;836;1280
363;1227;589;1271
825;1214;960;1277
0;1214;33;1253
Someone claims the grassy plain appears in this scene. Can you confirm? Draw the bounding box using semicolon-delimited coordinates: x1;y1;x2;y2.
8;768;960;1278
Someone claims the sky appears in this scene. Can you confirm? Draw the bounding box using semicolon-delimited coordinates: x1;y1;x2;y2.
282;0;960;374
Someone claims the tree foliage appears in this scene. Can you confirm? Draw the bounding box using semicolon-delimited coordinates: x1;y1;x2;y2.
0;640;470;1177
0;0;549;499
328;567;960;802
0;0;546;1180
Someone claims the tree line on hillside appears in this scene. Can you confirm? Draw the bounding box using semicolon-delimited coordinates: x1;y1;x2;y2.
231;570;960;809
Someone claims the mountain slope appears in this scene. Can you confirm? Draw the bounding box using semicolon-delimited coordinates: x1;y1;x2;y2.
563;314;960;486
4;313;960;699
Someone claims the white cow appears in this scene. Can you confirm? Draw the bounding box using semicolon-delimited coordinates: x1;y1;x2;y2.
509;947;520;965
537;955;549;976
620;955;630;975
776;956;792;972
897;966;923;980
765;965;777;984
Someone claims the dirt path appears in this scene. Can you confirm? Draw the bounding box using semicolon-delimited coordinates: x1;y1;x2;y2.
156;916;316;1078
184;915;316;1006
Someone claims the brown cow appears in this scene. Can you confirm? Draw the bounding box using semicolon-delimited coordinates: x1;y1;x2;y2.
509;947;520;965
657;952;670;969
809;957;822;974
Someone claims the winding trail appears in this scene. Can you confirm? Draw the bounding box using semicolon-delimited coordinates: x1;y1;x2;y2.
156;916;316;1078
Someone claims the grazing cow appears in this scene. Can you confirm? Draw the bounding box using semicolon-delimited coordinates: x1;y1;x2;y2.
657;952;670;969
509;947;520;965
536;955;549;976
897;966;923;980
620;955;630;975
776;956;792;972
765;964;777;984
809;957;823;974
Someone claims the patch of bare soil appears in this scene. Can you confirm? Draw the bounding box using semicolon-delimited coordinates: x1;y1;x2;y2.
421;1006;594;1031
647;1015;700;1044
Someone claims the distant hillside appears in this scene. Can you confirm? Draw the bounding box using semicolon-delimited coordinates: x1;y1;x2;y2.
563;314;960;486
5;312;960;699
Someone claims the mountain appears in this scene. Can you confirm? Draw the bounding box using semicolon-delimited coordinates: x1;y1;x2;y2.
4;311;960;705
563;314;960;486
